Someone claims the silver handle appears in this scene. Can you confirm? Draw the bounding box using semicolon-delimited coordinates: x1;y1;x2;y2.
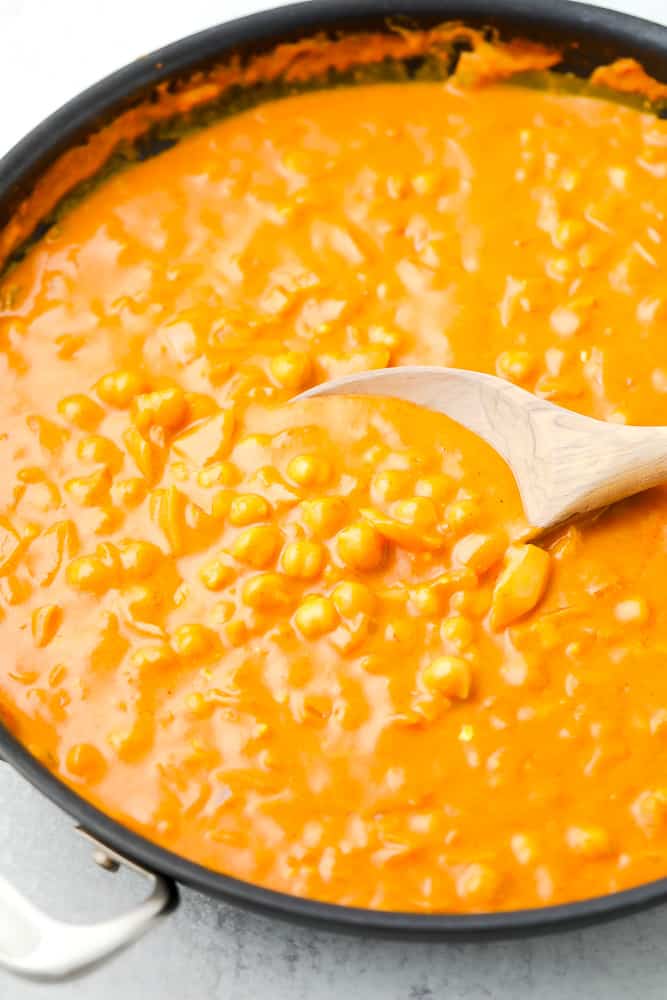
0;830;177;982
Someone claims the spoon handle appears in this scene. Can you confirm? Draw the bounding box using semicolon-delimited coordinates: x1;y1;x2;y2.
541;421;667;528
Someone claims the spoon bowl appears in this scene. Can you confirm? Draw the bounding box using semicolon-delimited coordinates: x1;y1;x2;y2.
298;366;667;535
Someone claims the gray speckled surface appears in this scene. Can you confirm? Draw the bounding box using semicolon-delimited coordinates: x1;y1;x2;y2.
3;0;667;996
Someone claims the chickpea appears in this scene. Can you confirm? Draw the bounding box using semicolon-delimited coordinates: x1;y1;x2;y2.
301;497;347;538
132;386;188;432
231;524;282;568
66;743;106;782
96;369;146;408
224;619;249;646
287;454;331;488
66;555;112;594
391;496;439;530
57;394;103;429
199;558;236;590
281;540;326;579
336;521;386;571
359;654;386;675
409;584;444;617
294;596;338;638
111;476;146;507
414;474;454;501
440;615;475;649
77;435;123;471
107;727;150;761
197;461;239;488
270;350;312;389
242;573;292;611
371;469;412;504
329;618;370;655
421;655;472;699
229;494;271;526
125;584;162;624
332;580;376;617
119;540;162;579
65;468;111;506
173;624;216;658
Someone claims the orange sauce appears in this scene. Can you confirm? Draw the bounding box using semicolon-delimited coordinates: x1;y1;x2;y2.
3;77;667;912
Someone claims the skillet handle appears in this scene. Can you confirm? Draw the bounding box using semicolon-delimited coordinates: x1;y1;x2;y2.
0;832;178;982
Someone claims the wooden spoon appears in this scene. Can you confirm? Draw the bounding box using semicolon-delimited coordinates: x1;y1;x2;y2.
297;366;667;536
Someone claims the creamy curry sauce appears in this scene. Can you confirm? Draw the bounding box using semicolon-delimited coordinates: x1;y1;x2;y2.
2;76;667;912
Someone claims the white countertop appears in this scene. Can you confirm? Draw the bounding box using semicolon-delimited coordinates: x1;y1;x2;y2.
2;2;667;997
